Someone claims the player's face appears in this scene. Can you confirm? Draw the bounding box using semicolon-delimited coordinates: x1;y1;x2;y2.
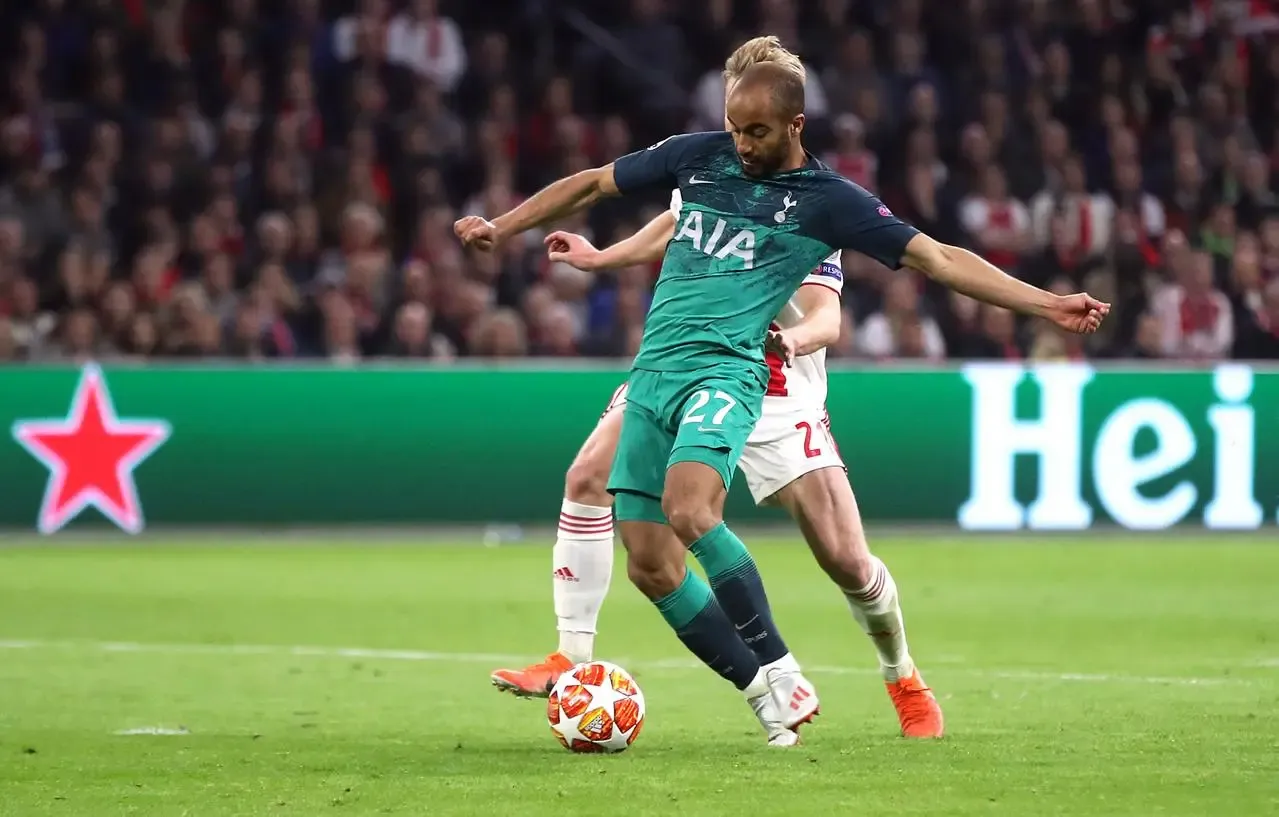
724;88;802;176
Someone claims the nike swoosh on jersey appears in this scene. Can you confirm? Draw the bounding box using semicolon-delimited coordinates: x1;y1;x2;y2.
688;175;713;185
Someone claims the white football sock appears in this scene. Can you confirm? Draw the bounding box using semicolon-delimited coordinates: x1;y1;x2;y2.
761;651;801;675
843;556;914;682
553;499;614;664
742;667;770;699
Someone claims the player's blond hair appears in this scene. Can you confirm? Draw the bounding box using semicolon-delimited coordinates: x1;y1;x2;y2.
723;36;807;84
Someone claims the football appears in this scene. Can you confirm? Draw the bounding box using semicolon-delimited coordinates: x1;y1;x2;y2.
546;661;645;753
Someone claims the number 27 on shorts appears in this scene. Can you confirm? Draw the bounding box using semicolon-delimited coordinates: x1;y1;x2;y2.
681;390;737;431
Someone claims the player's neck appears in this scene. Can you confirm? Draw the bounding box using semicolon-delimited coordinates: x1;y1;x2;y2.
778;142;809;173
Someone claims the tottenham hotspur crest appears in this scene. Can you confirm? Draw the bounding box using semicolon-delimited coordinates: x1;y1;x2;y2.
773;193;797;224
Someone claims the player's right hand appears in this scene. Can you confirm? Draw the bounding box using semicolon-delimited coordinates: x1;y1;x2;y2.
545;231;603;271
765;329;798;366
454;216;499;252
1047;292;1111;335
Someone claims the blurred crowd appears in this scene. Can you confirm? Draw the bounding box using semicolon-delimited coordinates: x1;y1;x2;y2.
0;0;1277;363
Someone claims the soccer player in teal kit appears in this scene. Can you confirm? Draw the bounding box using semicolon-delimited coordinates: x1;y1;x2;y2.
457;62;1109;742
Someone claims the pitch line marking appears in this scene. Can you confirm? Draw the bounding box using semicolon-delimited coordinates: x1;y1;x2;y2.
0;639;1251;687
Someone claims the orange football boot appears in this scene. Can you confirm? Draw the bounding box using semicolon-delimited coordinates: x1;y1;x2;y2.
886;668;945;738
490;652;574;698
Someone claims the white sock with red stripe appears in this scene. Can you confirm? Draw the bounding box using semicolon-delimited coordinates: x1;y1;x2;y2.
843;557;914;682
553;499;614;664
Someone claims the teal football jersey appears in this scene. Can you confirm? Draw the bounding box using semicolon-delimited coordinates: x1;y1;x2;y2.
612;132;919;376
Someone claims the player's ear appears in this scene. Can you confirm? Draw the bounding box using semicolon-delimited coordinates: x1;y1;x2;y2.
790;113;805;138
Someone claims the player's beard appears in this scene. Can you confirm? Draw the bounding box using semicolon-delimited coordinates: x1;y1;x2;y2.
738;138;792;176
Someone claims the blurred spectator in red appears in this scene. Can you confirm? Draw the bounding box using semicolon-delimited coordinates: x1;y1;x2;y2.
1153;249;1235;359
1023;211;1106;291
1030;155;1114;259
388;0;467;92
959;164;1032;274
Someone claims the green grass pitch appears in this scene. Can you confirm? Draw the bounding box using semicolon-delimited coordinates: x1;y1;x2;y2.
1;533;1277;816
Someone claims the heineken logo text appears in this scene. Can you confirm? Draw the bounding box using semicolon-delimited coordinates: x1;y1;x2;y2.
959;364;1271;531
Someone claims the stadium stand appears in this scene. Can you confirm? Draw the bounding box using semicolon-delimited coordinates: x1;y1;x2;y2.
0;0;1276;362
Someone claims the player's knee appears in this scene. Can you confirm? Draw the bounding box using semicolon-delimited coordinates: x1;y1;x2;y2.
661;494;719;544
795;498;865;579
824;543;874;588
626;552;683;600
806;517;872;587
564;455;610;505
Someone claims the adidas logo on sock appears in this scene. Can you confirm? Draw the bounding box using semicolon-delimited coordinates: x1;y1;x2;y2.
553;567;579;582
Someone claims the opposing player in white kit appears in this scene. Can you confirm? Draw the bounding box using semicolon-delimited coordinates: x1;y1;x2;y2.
490;37;945;742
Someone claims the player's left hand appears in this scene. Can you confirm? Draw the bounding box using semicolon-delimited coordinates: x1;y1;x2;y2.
454;216;500;252
544;231;603;270
765;329;797;366
1047;293;1111;334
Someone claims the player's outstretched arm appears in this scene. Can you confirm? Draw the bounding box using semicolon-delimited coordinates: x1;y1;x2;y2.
823;181;1108;334
900;234;1111;334
766;284;842;364
455;165;623;251
545;211;677;271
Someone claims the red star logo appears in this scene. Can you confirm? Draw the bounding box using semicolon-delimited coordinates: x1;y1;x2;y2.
11;364;171;535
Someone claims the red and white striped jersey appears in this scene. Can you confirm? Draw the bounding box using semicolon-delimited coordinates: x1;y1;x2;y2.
668;189;843;407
